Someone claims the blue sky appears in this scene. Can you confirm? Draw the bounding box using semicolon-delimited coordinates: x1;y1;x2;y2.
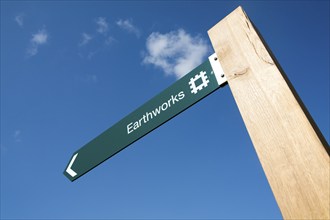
1;1;329;219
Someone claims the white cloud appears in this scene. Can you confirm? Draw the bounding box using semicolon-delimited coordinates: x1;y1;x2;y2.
26;28;48;56
13;130;21;142
79;32;93;46
31;30;48;44
83;73;98;83
96;17;109;34
116;19;141;37
15;14;24;27
143;29;210;79
89;74;98;83
77;73;98;83
105;36;115;45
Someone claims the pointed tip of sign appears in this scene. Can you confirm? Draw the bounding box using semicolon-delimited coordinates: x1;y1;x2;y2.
64;153;79;182
63;171;74;182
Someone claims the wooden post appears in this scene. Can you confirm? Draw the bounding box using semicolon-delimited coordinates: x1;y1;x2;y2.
208;6;329;219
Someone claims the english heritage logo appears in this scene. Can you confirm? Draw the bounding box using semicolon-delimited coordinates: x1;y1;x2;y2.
189;71;210;94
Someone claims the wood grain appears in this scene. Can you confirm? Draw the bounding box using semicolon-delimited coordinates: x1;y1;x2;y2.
208;6;329;219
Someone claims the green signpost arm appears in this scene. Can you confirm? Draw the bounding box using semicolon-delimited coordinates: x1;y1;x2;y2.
64;53;227;181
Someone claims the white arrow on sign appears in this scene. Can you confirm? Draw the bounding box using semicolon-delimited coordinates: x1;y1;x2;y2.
66;153;78;177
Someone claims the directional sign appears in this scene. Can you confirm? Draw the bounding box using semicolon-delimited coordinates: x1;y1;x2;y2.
64;53;227;181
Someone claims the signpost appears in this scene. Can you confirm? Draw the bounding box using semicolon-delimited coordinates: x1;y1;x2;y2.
64;6;329;219
64;53;227;181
